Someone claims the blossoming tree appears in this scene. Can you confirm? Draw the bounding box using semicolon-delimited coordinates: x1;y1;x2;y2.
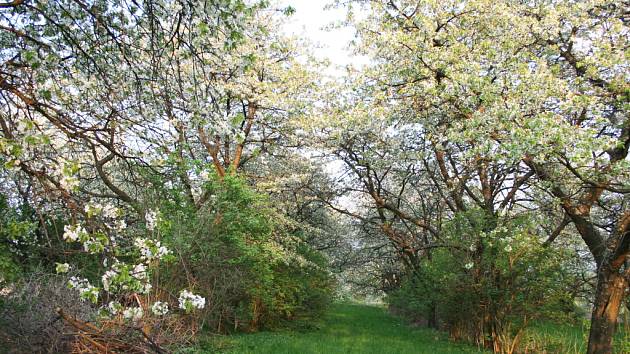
320;0;628;352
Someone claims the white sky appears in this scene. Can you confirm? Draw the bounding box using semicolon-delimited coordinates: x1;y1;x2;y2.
277;0;369;76
276;1;365;210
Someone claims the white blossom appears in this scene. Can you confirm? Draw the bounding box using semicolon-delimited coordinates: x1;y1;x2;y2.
115;219;127;231
63;224;86;242
67;276;84;289
84;202;99;214
151;301;169;316
84;201;118;219
135;238;152;259
178;290;206;311
82;238;98;253
157;245;170;257
132;263;147;280
59;175;79;191
68;277;99;303
140;282;152;294
101;269;117;292
464;262;474;270
134;238;171;262
123;306;143;321
145;209;159;231
102;204;119;219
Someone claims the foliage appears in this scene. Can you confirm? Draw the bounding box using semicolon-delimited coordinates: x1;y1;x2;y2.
0;194;29;288
161;174;334;333
389;210;579;352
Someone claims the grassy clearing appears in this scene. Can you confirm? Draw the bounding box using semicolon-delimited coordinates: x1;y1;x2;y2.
181;304;630;354
189;303;486;354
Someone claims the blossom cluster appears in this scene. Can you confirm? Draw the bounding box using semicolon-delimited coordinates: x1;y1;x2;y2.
85;201;120;219
108;301;123;315
199;169;210;181
59;208;205;323
68;276;99;303
101;261;151;294
59;174;79;191
178;290;206;312
134;237;171;262
63;223;108;254
63;224;87;242
84;201;126;234
151;301;169;316
56;159;80;191
145;209;159;231
123;306;143;321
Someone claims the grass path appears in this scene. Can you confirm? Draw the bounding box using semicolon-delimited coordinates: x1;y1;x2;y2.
199;304;486;353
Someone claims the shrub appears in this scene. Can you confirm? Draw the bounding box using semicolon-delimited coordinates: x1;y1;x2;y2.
0;273;96;353
388;210;579;353
160;174;333;333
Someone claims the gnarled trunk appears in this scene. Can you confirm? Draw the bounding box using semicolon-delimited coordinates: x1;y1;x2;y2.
587;266;629;354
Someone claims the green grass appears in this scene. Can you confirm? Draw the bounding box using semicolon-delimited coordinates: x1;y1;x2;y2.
180;305;630;354
519;321;589;353
520;320;630;353
191;303;486;354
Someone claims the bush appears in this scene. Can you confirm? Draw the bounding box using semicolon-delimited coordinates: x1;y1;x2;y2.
388;210;579;353
0;273;96;353
160;174;333;333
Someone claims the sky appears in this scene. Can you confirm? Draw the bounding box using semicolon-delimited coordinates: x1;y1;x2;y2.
276;1;366;208
277;0;369;76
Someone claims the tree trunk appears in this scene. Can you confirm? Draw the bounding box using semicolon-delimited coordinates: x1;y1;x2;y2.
587;267;629;354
